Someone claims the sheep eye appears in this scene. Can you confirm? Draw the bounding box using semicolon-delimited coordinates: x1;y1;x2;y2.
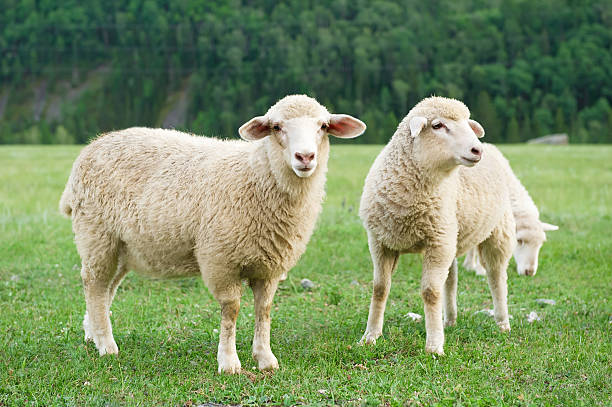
432;122;444;130
517;239;524;245
273;125;281;131
321;123;328;130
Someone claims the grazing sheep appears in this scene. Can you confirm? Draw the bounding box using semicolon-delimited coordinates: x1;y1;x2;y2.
59;95;366;373
359;96;515;355
462;149;558;276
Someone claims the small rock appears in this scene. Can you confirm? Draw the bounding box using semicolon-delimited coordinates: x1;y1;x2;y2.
10;275;19;282
527;311;541;323
527;134;569;145
535;299;556;306
300;278;315;290
405;312;422;322
350;280;360;286
213;328;219;334
317;389;328;394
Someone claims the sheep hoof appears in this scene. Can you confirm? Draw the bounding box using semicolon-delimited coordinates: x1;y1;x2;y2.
83;313;94;342
96;339;119;356
425;341;445;355
444;318;456;328
475;266;487;276
254;352;279;371
359;331;381;345
425;346;445;356
497;321;511;332
218;354;242;374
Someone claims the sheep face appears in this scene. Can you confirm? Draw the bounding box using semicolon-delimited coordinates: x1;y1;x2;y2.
514;221;558;276
410;115;485;170
239;98;366;178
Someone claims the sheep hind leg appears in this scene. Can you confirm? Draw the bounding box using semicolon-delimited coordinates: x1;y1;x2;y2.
80;246;121;356
250;278;280;371
360;231;399;345
462;249;477;271
478;216;515;332
463;249;486;276
443;259;458;327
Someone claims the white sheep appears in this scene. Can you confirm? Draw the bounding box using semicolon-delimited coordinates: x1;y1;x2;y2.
59;95;366;373
462;148;558;276
359;96;515;355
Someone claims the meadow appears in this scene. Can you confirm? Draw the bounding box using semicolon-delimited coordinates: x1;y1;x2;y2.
1;144;610;406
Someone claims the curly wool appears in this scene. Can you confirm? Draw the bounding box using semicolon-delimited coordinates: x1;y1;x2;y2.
60;125;327;281
360;97;515;258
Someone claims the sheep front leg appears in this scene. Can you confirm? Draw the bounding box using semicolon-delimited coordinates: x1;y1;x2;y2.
361;232;399;345
444;259;458;327
217;297;242;374
199;257;243;374
422;249;455;355
250;278;280;371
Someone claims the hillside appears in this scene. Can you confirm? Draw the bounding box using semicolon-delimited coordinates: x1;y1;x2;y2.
1;0;611;143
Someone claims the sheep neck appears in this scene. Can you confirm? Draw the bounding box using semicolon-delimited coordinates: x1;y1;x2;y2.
391;134;459;193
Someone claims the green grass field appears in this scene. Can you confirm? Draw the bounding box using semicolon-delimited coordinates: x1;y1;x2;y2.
1;144;611;406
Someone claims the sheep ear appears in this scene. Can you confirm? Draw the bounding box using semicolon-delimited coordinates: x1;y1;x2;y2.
328;114;367;139
469;119;485;138
540;221;559;232
239;116;270;141
409;116;427;137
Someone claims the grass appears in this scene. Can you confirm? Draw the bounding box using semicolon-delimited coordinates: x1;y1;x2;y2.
1;144;611;406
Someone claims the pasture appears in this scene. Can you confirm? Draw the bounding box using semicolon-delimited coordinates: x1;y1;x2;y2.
1;144;610;406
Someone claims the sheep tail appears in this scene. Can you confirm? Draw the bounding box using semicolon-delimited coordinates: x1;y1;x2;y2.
59;180;73;218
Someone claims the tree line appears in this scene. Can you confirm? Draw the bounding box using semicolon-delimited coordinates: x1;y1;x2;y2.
1;0;611;144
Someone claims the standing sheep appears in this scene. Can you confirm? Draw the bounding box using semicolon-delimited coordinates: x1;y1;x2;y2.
462;147;558;276
359;96;515;355
59;95;366;373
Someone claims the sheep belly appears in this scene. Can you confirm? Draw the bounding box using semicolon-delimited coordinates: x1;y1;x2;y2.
123;241;201;279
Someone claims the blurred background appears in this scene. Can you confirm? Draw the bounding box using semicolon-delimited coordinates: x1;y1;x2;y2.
1;0;611;144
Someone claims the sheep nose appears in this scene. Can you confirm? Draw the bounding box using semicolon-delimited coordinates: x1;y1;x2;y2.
471;146;482;157
524;268;535;276
295;152;315;165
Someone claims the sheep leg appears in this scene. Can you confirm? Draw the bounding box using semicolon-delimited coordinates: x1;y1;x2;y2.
75;226;120;356
203;273;241;374
81;261;119;356
108;255;129;306
83;260;127;345
463;249;486;275
250;278;280;371
478;213;515;332
216;296;242;374
462;248;476;270
443;259;458;327
360;232;399;345
422;249;455;355
198;255;243;374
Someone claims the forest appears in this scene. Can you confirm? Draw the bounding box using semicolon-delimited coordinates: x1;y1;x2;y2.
1;0;611;144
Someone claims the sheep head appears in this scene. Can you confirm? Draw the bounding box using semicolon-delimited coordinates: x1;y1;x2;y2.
514;221;558;276
239;95;366;178
405;96;485;170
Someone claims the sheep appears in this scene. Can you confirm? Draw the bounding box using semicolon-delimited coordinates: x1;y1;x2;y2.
462;149;558;276
359;96;516;355
59;94;366;373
